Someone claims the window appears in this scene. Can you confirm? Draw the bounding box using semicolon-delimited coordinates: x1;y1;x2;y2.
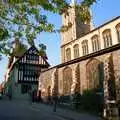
86;58;103;89
66;48;71;62
26;54;39;64
103;29;112;48
63;67;72;95
73;44;79;59
116;23;120;43
82;40;88;56
91;35;100;52
18;70;23;81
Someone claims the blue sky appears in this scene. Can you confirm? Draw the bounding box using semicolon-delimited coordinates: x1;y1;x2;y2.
0;0;120;83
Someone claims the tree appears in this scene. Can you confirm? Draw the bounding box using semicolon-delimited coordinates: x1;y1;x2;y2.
81;89;104;114
0;0;96;58
12;38;28;57
38;43;47;59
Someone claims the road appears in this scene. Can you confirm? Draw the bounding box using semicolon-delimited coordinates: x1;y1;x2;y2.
0;100;66;120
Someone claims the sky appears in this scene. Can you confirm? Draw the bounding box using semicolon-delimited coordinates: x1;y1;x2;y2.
0;0;120;83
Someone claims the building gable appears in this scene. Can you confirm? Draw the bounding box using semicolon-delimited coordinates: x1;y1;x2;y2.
17;46;50;67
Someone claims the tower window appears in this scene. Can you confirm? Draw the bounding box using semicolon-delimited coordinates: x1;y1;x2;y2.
103;29;112;48
115;23;120;43
82;40;89;56
73;44;79;59
91;35;100;52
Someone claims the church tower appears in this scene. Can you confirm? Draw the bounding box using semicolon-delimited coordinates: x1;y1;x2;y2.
61;0;93;63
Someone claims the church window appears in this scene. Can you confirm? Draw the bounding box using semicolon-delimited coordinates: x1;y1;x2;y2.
103;29;112;48
86;58;104;90
115;23;120;43
73;44;79;59
82;40;89;56
66;48;71;62
63;67;72;95
91;35;100;52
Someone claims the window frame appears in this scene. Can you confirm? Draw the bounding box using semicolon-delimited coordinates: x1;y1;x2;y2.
116;23;120;43
73;44;79;59
91;35;100;52
66;48;71;62
102;29;112;48
82;40;89;56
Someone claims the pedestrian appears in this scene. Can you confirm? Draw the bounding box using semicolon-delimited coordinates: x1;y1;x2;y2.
37;90;42;102
73;92;81;110
53;95;58;112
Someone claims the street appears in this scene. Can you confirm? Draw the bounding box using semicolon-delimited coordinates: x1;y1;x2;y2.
0;100;66;120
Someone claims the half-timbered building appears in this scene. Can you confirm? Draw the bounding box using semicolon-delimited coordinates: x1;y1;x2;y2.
4;46;49;101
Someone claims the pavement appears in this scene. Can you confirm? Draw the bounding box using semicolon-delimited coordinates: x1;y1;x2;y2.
0;96;101;120
31;102;101;120
0;99;67;120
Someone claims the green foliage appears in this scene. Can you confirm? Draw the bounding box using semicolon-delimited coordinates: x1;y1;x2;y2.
0;0;70;58
60;22;72;32
81;0;96;7
12;39;28;57
76;5;91;23
38;43;47;57
75;0;96;23
0;28;9;40
0;0;96;58
80;89;104;114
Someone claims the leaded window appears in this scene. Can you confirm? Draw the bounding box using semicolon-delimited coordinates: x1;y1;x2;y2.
66;48;71;62
116;23;120;43
103;29;112;48
86;58;104;90
73;44;79;59
63;67;72;95
82;40;89;56
91;35;100;52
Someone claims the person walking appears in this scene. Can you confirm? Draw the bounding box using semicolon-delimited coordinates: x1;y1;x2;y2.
53;95;58;112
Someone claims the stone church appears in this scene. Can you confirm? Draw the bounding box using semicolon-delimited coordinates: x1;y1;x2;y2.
38;1;120;105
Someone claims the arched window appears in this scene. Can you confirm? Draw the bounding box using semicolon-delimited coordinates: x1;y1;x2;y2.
82;40;88;56
66;48;71;62
115;23;120;43
63;67;72;95
73;44;79;59
91;35;100;52
86;58;104;90
102;29;112;48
